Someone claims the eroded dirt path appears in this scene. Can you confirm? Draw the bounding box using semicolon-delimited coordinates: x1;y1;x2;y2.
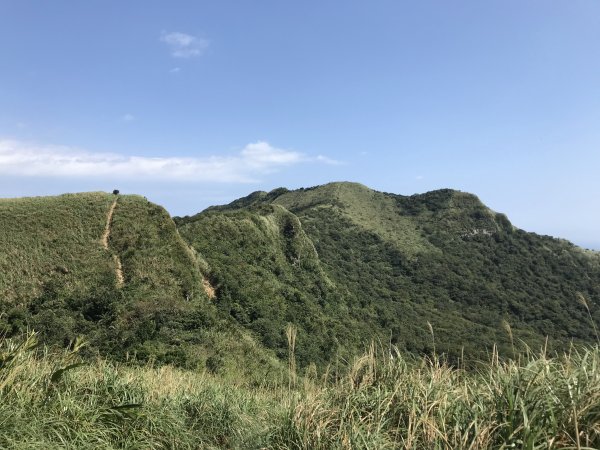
103;198;124;288
114;255;124;288
102;199;118;250
202;278;216;299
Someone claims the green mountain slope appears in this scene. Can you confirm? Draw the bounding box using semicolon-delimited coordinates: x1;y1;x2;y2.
0;192;283;379
178;182;600;364
2;184;599;372
0;192;116;304
176;204;345;367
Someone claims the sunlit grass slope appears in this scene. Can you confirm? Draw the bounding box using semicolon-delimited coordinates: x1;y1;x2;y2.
108;194;204;302
274;181;436;257
0;192;115;304
0;192;283;376
0;192;205;305
2;333;599;449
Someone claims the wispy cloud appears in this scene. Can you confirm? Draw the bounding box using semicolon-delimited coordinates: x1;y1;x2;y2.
160;31;209;58
315;154;343;165
169;67;181;74
0;139;337;183
121;114;135;122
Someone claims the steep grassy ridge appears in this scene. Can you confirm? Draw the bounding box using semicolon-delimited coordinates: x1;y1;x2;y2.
108;195;204;302
0;192;205;306
0;193;283;377
177;204;346;367
274;182;435;257
180;182;600;364
0;192;116;305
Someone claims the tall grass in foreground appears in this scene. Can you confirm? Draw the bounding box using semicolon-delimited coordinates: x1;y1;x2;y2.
272;344;600;449
1;332;599;449
0;332;283;449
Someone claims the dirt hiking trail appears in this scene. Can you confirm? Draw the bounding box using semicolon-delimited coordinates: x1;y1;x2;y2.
102;199;118;250
102;197;124;287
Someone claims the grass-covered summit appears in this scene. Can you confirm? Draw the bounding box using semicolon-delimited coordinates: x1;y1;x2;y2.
0;192;283;377
178;181;600;365
0;192;203;305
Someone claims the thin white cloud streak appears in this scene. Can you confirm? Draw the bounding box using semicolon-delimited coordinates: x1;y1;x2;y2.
160;31;209;58
315;154;343;165
0;140;337;183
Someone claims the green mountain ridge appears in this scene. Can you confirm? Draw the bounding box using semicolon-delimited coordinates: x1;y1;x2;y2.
179;182;600;364
1;182;599;373
0;192;284;380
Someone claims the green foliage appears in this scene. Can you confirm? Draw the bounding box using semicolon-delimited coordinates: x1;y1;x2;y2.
0;192;115;304
0;192;284;377
178;204;340;368
2;182;600;377
2;333;600;449
178;182;600;366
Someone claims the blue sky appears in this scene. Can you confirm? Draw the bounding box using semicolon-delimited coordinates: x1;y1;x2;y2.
1;1;599;249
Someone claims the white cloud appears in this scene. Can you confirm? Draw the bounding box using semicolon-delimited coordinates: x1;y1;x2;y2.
160;31;209;58
315;154;343;165
121;114;135;122
0;139;335;183
169;67;181;74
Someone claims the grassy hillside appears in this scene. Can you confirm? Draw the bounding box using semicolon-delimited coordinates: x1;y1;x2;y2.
274;182;435;256
2;184;599;372
177;204;346;367
2;185;600;447
0;192;204;305
0;192;116;305
0;192;283;377
179;182;600;365
109;194;205;303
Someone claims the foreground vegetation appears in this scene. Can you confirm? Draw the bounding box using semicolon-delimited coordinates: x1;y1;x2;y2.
2;332;599;449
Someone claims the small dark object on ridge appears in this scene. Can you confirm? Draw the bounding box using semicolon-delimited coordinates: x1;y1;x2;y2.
113;189;120;195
